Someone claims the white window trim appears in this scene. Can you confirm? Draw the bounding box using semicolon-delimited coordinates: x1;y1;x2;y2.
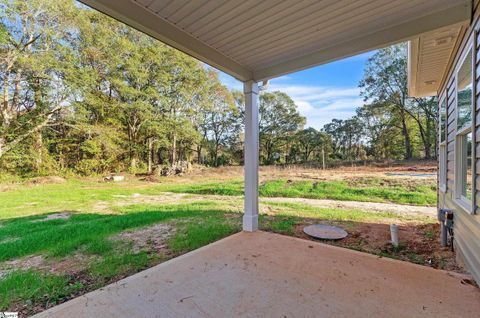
454;41;475;214
454;129;472;211
439;93;447;193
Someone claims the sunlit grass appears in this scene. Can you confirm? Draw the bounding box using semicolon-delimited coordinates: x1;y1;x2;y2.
159;178;436;206
0;174;436;312
0;175;435;220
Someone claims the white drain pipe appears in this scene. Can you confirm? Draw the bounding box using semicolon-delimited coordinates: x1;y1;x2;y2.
390;224;399;247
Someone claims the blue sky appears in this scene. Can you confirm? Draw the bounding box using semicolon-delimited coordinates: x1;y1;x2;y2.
219;51;376;129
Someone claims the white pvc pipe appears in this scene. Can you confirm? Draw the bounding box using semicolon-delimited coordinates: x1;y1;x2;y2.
390;224;399;247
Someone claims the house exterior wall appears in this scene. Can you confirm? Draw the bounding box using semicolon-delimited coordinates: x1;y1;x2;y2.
439;0;480;284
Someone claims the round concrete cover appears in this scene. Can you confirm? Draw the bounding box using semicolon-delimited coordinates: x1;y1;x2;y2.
303;224;348;240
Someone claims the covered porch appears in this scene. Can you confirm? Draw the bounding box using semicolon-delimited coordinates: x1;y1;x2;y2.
78;0;472;232
35;0;480;316
34;231;479;317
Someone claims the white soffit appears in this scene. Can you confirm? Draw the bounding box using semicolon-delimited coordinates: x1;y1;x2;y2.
80;0;471;82
408;23;466;97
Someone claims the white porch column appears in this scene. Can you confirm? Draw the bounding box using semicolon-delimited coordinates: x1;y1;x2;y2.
243;80;259;232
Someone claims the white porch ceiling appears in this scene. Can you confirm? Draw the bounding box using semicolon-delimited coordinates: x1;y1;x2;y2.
408;23;466;97
80;0;471;82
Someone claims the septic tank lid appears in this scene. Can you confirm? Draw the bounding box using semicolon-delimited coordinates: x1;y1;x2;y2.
303;224;348;240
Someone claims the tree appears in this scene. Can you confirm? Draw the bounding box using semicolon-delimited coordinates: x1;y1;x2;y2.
295;128;323;162
356;103;400;159
359;43;438;160
1;0;439;177
205;83;237;166
71;6;209;172
190;70;240;166
359;44;413;160
0;0;77;166
323;117;364;160
409;96;438;158
259;91;305;164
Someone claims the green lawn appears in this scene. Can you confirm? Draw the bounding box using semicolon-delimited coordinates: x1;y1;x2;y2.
159;178;437;206
0;177;436;220
0;197;433;311
0;176;436;313
0;201;241;310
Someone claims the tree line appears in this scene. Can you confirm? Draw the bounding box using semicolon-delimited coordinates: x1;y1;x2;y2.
0;0;436;177
324;45;438;162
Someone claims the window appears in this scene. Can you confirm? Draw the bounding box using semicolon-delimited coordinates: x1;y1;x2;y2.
455;48;474;212
459;132;473;200
439;96;447;192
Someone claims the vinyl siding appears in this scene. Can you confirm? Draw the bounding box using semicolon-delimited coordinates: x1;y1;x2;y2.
439;1;480;284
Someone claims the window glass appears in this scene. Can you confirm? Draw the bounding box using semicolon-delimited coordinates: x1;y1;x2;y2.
461;132;473;200
440;99;447;143
439;144;446;189
457;50;472;131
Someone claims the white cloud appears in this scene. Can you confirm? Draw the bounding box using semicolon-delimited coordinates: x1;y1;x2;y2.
295;100;314;113
216;70;363;130
266;83;363;129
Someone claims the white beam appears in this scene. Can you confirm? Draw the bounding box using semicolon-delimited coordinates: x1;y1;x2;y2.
408;38;420;97
243;81;259;232
79;0;253;82
253;1;471;81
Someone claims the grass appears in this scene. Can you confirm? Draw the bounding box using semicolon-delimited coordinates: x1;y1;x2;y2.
0;179;169;219
0;202;232;262
0;201;242;311
89;251;151;281
260;215;298;235
262;201;433;223
0;270;83;310
0;173;437;313
0;199;427;264
0;197;435;311
169;219;239;253
0;175;435;219
159;178;436;206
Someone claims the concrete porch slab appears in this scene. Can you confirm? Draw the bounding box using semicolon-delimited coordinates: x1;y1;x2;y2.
33;231;479;318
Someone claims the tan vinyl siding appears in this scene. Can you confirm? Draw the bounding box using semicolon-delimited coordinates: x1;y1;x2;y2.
439;4;480;285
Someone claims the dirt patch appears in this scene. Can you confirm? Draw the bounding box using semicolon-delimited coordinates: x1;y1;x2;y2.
26;176;67;185
263;197;436;217
48;254;98;275
140;175;160;182
110;223;175;254
0;185;16;192
1;253;95;276
94;191;432;218
32;212;72;222
93;193;192;213
2;223;177;316
4;255;45;270
291;221;463;273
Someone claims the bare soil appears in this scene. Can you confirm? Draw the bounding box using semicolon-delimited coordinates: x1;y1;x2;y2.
32;212;72;222
290;221;462;272
110;223;175;254
185;160;437;180
26;176;67;185
1;253;96;277
92;191;435;218
263;196;436;216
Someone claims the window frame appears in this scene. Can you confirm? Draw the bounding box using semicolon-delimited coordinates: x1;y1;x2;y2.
454;42;475;214
439;93;447;193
